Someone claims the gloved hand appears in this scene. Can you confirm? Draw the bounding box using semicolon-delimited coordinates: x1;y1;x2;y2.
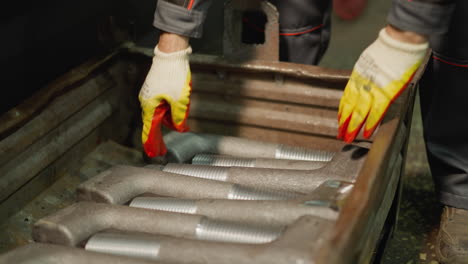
139;45;192;157
337;27;428;143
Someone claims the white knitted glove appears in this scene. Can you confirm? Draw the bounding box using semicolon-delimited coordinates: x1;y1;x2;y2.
139;45;192;157
338;28;428;142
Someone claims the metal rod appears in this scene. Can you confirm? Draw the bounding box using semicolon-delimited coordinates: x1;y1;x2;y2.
198;218;282;244
80;215;332;264
0;243;157;264
130;197;198;214
161;146;367;194
77;165;300;205
33;202;284;247
275;144;334;162
129;183;341;225
85;232;161;260
191;154;327;170
0;101;112;204
163;132;335;163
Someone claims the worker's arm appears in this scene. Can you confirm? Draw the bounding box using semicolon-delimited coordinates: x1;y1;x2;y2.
337;0;456;143
154;0;213;39
139;0;212;158
387;0;455;36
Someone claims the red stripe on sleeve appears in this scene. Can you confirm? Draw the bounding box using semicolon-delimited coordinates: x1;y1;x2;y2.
279;24;324;36
433;55;468;68
187;0;195;10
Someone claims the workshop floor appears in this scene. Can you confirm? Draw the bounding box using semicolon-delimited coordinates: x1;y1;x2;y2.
320;1;441;263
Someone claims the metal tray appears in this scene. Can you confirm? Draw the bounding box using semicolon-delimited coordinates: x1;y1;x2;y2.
0;1;428;263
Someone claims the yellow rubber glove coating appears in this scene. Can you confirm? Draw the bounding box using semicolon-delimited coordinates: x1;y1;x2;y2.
140;70;191;144
337;28;428;143
139;46;192;157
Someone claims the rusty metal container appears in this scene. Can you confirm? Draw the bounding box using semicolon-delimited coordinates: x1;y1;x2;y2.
0;1;427;263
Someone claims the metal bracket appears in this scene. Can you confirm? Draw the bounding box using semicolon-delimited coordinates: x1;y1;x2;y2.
223;0;279;62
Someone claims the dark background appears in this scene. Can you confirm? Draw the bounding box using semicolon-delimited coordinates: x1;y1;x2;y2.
0;0;155;114
0;0;228;115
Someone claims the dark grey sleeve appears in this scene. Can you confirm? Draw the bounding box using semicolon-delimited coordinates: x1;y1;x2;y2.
387;0;456;35
153;0;212;38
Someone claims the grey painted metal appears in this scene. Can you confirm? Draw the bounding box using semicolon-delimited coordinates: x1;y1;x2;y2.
191;154;327;170
0;243;158;264
32;202;287;247
80;215;332;264
85;232;161;260
163;131;335;163
160;146;366;194
77;165;300;205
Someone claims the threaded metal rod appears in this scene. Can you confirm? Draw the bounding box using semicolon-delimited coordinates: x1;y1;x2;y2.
162;131;336;163
86;219;282;253
276;145;334;162
163;163;229;181
192;154;255;167
85;232;161;260
227;185;298;200
195;218;282;244
191;154;327;170
130;197;197;214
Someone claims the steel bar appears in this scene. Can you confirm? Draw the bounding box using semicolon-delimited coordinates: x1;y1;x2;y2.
85;232;162;260
83;215;332;264
185;119;347;152
0;100;113;204
189;94;338;137
162;145;366;194
32;201;284;247
0;71;114;167
124;43;351;83
0;243;159;264
191;71;343;109
163;131;335;163
0;52;118;140
77;165;299;205
191;154;327;170
129;181;343;225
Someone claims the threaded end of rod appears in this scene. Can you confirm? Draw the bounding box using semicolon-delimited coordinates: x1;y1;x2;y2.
85;232;160;260
192;154;255;167
163;164;229;181
276;145;334;162
228;185;299;200
195;218;282;244
130;197;197;214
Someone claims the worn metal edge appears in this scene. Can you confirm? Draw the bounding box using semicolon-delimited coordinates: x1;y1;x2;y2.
315;51;431;264
0;51;121;140
122;42;351;83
